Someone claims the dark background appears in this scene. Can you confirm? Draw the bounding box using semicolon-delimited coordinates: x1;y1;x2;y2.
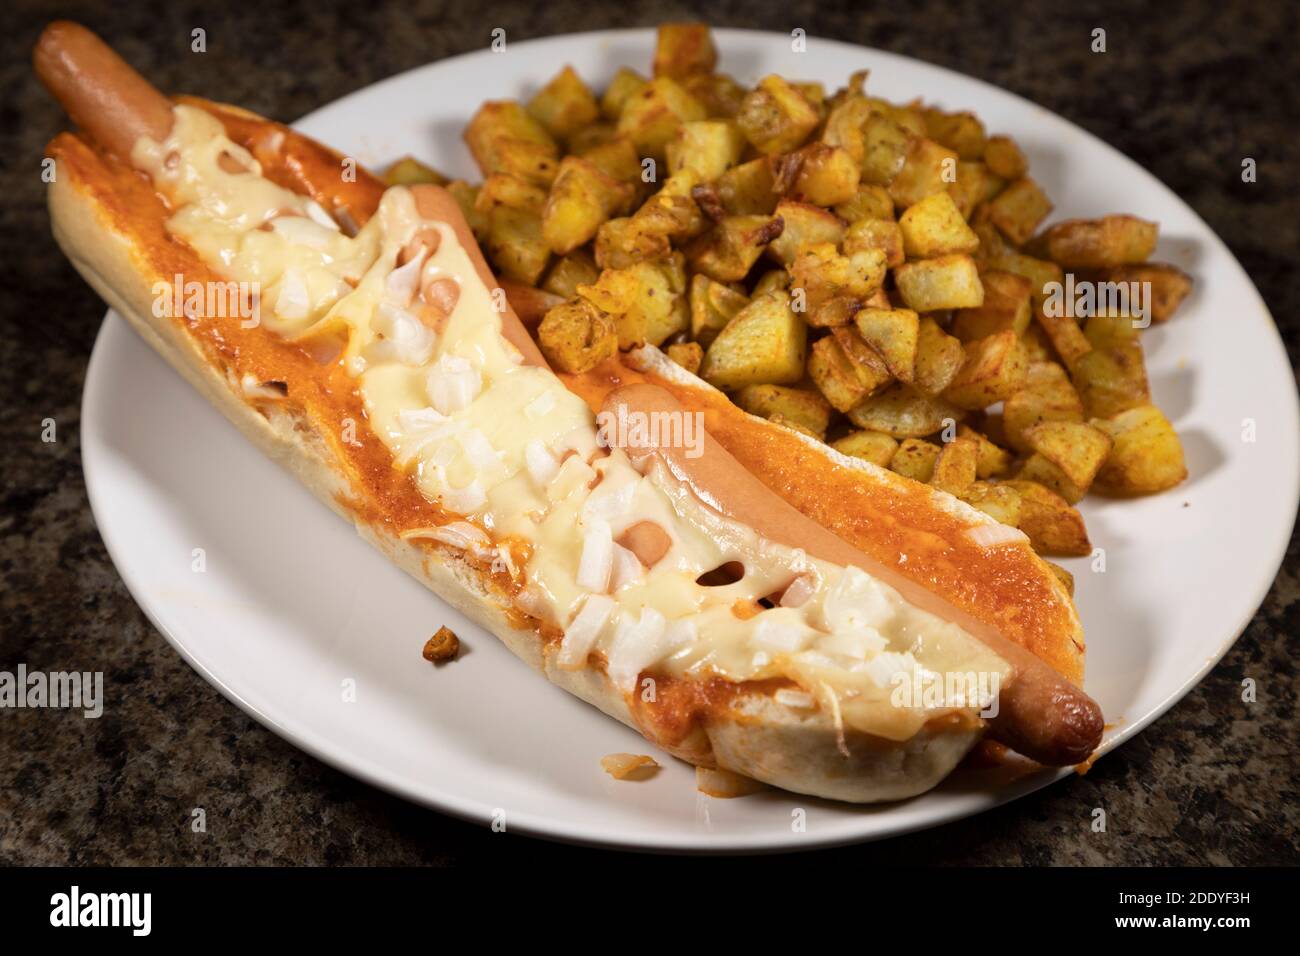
2;0;1296;864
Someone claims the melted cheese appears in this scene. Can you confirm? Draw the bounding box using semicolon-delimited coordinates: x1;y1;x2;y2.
132;105;1010;740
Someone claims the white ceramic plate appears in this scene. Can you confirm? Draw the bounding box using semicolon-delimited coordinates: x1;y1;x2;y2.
80;29;1298;851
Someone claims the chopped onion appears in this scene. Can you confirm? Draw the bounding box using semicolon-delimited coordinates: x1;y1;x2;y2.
457;428;499;471
966;523;1029;549
609;543;643;591
401;520;490;551
600;753;659;780
371;301;435;366
859;650;920;689
385;249;427;307
823;566;896;636
582;476;636;523
523;439;560;488
426;354;481;414
302;199;340;231
546;455;596;503
440;479;486;515
779;572;818;609
576;518;614;592
269;216;335;250
607;607;667;692
557;594;615;670
752;613;811;652
524;390;556;420
274;269;310;321
773;688;815;709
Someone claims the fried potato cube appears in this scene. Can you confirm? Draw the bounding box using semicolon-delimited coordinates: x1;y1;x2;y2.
913;316;966;396
686;214;784;282
899;191;980;258
931;437;979;495
832;325;894;384
578;260;686;349
947;161;1004;218
889;137;959;209
1033;302;1093;370
1070;341;1150;419
957;424;1012;478
581;137;644;185
830;430;899;467
860;113;914;187
594;216;670;269
476;173;549;215
689;274;748;347
854;307;919;382
712;157;778;215
889;438;942;482
867;97;926;136
952;270;1033;341
666;120;745;180
943;330;1029;409
986;178;1053;246
844;218;905;267
787;144;861;207
983;135;1028;180
752;268;791;297
1084;263;1193;323
985;251;1064;308
538;297;618;372
809;337;871;412
765;201;846;265
1002;480;1091;556
789;243;886;328
821;95;874;167
568;122;619;154
682;72;748;118
384;156;449;187
485;206;551;284
895;254;985;311
1020;323;1055;364
737;75;822;155
1091;405;1187;495
735;384;832;439
1020;420;1114;502
1039;215;1158;269
1003;361;1085;452
633;171;707;243
445;181;489;242
542;157;637;255
848;384;962;438
834;185;895;223
922;109;987;161
464;101;559;185
527;65;601;142
959;481;1023;526
653;23;718;78
666;341;704;375
543;251;600;301
699;290;806;390
601;67;648;120
617;77;707;161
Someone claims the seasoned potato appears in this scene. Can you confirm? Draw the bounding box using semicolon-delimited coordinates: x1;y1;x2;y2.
1019;420;1114;502
617;77;707;161
384;156;449;186
687;214;784;282
476;172;549;215
899;191;980;258
464;101;560;185
889;137;959;208
789;243;887;327
913;316;966;396
594;216;670;269
1070;339;1150;419
931;437;979;496
665;340;704;375
633;171;707;243
859;113;915;188
1038;215;1158;269
947;161;1003;218
568;122;619;154
809;336;876;412
737;75;821;155
821;95;874;167
527;66;601;142
890;438;942;481
959;481;1022;526
682;72;748;118
542;156;637;254
830;430;899;467
581;137;644;185
699;290;806;389
1083;262;1193;323
834;185;895;223
952;270;1033;341
485;205;550;284
922;109;987;160
788;144;861;207
895;254;985;311
752;268;791;297
1033;302;1093;370
653;23;718;79
943;330;1028;409
689;274;749;347
601;67;648;120
1091;405;1187;495
953;425;1009;478
983;135;1027;180
847;384;962;438
543;249;601;299
984;252;1063;308
735;384;833;439
854;307;920;382
986;178;1053;246
1002;480;1091;556
843;218;905;268
766;201;846;265
711;157;778;215
666;120;745;180
538;297;618;372
578;260;685;348
1002;361;1085;452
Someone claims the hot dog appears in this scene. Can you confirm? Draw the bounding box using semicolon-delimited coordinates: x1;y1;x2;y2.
37;21;1102;803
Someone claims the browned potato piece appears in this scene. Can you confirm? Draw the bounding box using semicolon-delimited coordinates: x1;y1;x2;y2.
711;158;778;215
445;181;488;242
834;185;895;223
538;297;617;372
1038;215;1159;269
952;270;1033;341
1002;480;1091;556
890;438;942;482
568;122;619;154
689;274;749;347
527;65;601;142
847;384;962;438
787;144;861;207
464;101;560;186
594;216;670;269
682;72;747;118
485;205;550;284
958;424;1013;478
578;260;685;348
735;385;832;439
687;214;784;282
943;330;1028;409
699;290;806;390
666;341;704;375
844;218;905;268
983;135;1027;180
789;244;887;328
889;137;959;208
1083;263;1193;323
860;113;914;187
922;109;987;160
601;67;648;120
984;252;1063;309
1091;405;1187;495
476;173;549;215
666;120;745;180
895;254;984;311
830;430;899;467
581;137;644;185
1034;302;1093;370
809;336;873;412
821;95;874;167
947;161;1003;219
1071;340;1150;419
899;191;980;258
617;77;707;161
766;201;846;265
737;75;821;155
1020;323;1055;364
854;307;920;382
913;317;966;396
931;437;979;495
986;178;1053;246
633;171;707;243
384;156;449;187
1020;420;1114;502
542;157;637;254
543;249;601;299
752;269;791;297
959;481;1022;526
1003;361;1085;452
653;23;718;79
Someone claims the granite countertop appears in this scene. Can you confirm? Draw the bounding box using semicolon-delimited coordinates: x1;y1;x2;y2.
2;0;1296;864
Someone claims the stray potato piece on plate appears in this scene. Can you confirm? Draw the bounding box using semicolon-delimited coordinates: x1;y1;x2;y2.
943;330;1028;409
1003;480;1092;556
653;22;718;79
665;340;704;375
422;626;460;664
895;254;985;311
899;191;980;259
890;437;942;482
931;437;979;496
830;430;899;467
1038;215;1158;269
736;384;833;439
1091;404;1188;495
699;290;806;390
1019;420;1114;503
848;384;962;438
538;297;618;373
601;753;661;780
959;481;1022;526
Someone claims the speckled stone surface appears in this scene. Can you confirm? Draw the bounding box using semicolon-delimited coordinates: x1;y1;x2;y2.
1;0;1296;864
